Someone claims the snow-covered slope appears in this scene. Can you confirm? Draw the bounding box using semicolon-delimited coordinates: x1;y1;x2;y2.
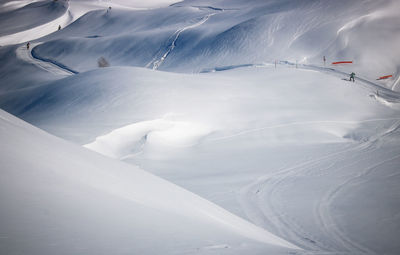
2;61;400;254
0;0;67;36
0;0;70;45
1;65;396;145
20;0;400;90
0;0;178;45
0;108;299;254
1;0;400;254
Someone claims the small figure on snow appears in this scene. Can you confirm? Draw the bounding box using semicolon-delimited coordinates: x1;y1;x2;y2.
26;42;30;50
349;72;355;82
323;56;326;66
58;25;61;31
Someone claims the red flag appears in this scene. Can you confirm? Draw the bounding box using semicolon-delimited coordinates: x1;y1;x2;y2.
377;75;392;80
332;61;353;65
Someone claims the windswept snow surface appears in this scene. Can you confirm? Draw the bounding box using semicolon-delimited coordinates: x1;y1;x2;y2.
18;0;400;90
0;0;179;45
0;109;298;254
0;0;70;45
1;0;400;254
2;65;400;254
0;0;68;36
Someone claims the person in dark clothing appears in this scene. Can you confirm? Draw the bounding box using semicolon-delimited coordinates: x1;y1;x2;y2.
58;25;61;31
350;72;355;82
26;42;30;50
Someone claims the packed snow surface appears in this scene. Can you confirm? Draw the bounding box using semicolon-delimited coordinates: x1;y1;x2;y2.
1;0;400;254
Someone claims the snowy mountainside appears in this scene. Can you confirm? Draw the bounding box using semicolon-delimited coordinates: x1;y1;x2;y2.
0;0;178;45
23;0;400;90
2;64;399;254
2;66;396;146
0;108;298;254
0;0;67;36
1;0;400;254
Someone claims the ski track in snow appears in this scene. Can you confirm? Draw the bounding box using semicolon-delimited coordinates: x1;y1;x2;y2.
16;43;75;76
316;154;400;254
315;120;400;254
239;143;360;252
146;11;221;70
239;120;400;254
201;62;400;106
300;63;400;101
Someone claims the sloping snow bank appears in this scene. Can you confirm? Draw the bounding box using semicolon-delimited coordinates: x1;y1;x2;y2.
0;0;179;46
4;66;396;146
0;0;69;45
0;0;68;36
0;109;299;254
0;9;72;45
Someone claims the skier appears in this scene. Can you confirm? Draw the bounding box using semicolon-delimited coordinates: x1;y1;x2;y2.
323;56;326;66
58;25;61;31
26;42;30;50
349;72;355;82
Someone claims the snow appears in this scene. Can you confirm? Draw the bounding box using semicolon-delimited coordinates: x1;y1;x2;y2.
0;109;298;254
16;43;75;75
2;63;399;254
84;117;212;159
0;0;179;45
0;0;69;45
1;0;400;254
13;0;399;90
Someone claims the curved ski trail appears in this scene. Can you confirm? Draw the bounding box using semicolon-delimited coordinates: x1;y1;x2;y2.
147;12;219;70
239;144;358;252
315;120;400;254
239;119;400;254
16;43;74;76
